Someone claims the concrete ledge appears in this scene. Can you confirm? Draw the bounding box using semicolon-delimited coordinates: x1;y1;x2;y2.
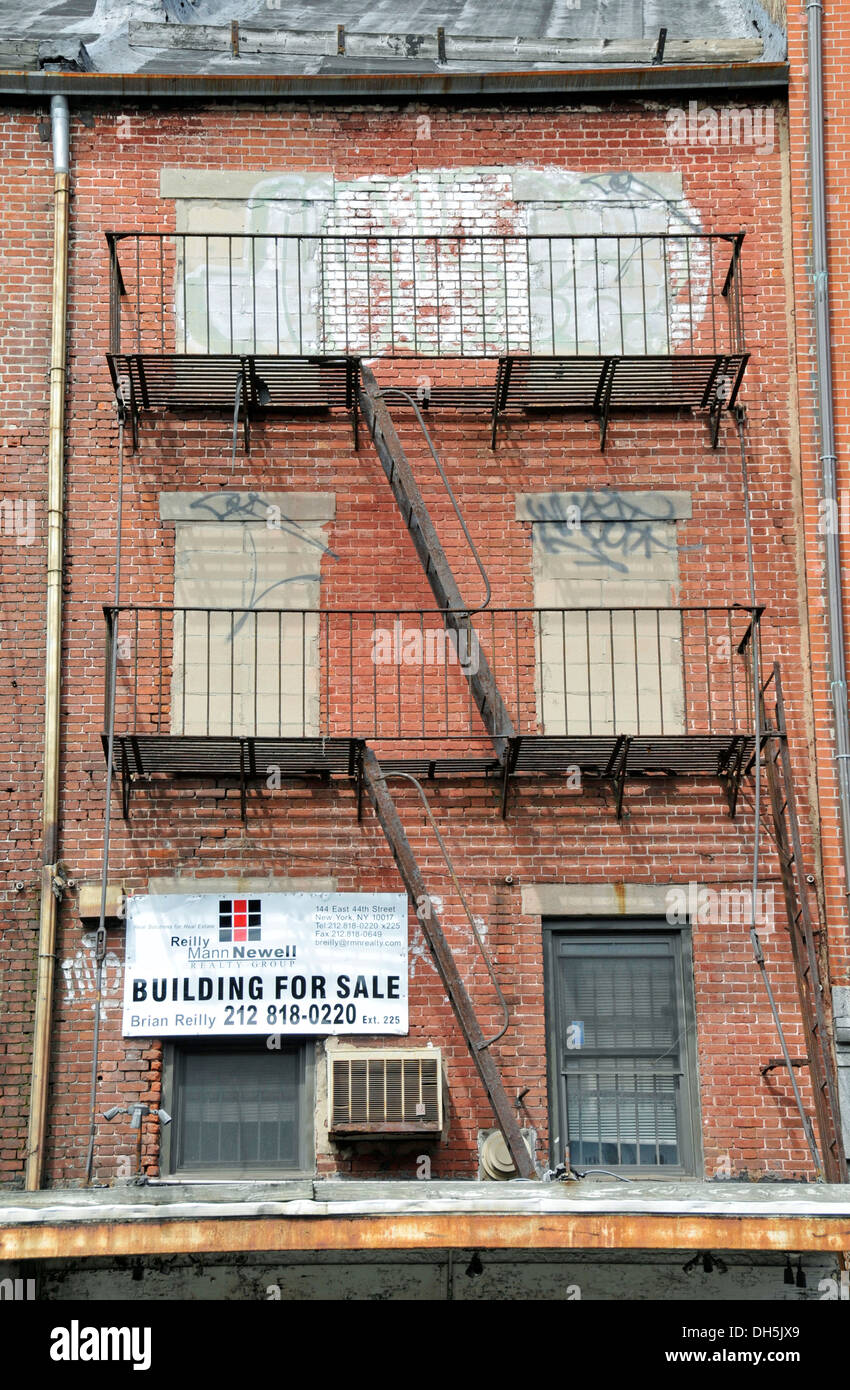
512;169;683;202
147;876;337;895
160;169;334;201
522;883;681;916
516;491;692;523
159;492;336;524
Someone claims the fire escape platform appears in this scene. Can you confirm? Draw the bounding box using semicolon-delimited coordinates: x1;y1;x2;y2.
506;733;754;778
104;731;754;823
107;352;359;412
106;231;748;449
105;733;361;817
501;732;754;818
485;353;749;447
106;350;747;451
107;352;361;446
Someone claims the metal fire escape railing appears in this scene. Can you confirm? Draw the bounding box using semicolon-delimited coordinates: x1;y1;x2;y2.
103;601;762;821
102;226;843;1184
105;229;748;449
96;233;840;1181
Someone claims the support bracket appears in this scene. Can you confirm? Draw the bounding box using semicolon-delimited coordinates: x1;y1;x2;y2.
240;358;251;455
722;735;748;819
500;737;521;820
490;356;513;449
129;374;139;453
708;398;724;449
348;359;360;450
355;742;364;823
120;740;132;820
239;738;248;822
606;735;630;820
760;1057;809;1077
593;356;618;450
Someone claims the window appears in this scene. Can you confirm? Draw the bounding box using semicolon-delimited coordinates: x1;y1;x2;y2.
520;490;691;737
161;1041;314;1177
545;923;700;1175
158;491;334;739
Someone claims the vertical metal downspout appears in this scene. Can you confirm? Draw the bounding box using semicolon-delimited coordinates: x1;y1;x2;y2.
25;95;70;1191
808;2;850;910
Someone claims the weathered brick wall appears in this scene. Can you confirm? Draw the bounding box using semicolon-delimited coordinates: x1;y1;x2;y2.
0;96;827;1186
0;109;52;1185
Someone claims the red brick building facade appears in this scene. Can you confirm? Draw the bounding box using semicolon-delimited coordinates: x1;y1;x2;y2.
1;2;849;1303
1;94;830;1183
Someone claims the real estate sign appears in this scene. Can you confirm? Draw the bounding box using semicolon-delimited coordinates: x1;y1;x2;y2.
122;892;409;1037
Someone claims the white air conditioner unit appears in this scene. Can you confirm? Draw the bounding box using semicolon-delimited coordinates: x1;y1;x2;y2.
329;1047;443;1137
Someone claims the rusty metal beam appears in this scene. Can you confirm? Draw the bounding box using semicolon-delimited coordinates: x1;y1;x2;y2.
3;1211;850;1260
0;64;790;102
357;365;514;760
361;747;535;1179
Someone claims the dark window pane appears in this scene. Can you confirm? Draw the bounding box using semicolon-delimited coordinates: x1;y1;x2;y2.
174;1047;304;1172
556;935;690;1171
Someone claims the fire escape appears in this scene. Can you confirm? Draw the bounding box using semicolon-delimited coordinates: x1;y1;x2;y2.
101;228;846;1182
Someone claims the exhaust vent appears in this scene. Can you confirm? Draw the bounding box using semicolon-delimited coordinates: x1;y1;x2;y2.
330;1048;442;1136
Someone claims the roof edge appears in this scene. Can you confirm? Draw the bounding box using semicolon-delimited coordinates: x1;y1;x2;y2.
0;61;789;102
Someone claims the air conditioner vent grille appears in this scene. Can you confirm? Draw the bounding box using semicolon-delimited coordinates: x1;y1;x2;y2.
330;1050;442;1135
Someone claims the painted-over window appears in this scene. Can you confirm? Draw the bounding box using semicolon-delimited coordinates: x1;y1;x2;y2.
159;491;335;738
517;489;691;737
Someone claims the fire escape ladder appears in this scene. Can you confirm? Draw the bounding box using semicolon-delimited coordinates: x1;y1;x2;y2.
762;663;848;1182
357;364;515;762
360;747;536;1179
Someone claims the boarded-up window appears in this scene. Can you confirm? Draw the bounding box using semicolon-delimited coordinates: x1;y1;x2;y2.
160;492;334;737
517;490;690;736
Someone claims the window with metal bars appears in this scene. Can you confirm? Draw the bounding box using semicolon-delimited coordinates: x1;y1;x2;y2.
162;1042;313;1176
545;924;700;1175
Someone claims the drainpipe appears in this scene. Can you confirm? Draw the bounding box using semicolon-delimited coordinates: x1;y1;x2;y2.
808;3;850;912
25;95;70;1191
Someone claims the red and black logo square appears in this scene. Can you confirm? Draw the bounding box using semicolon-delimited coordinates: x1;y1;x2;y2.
219;898;261;943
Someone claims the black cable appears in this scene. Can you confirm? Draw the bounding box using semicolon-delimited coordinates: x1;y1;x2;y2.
84;403;124;1184
380;386;491;613
378;769;510;1047
736;409;822;1176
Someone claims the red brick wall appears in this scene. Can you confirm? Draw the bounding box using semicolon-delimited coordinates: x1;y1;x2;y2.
0;96;827;1185
0;107;52;1186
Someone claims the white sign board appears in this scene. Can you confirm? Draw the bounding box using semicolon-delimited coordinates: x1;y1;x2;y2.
123;892;409;1037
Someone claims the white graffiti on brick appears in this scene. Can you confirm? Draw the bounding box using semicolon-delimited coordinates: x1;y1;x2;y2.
173;167;709;359
61;932;122;1018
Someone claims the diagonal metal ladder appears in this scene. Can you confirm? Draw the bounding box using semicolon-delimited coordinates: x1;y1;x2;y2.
762;663;847;1182
361;749;536;1178
356;368;537;1175
357;365;514;758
